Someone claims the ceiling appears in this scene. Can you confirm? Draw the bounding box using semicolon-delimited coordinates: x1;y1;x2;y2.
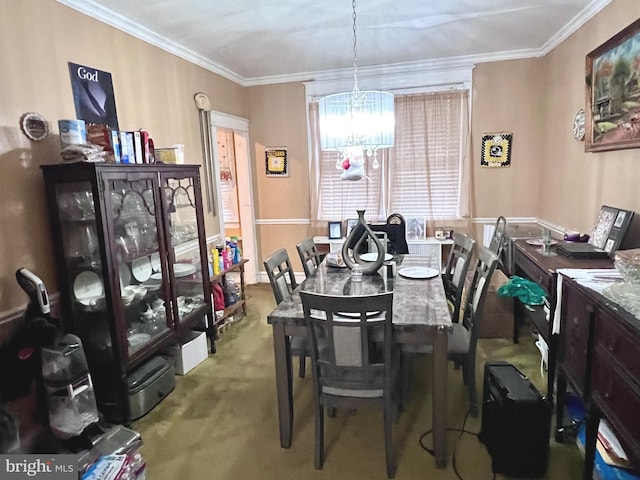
58;0;611;86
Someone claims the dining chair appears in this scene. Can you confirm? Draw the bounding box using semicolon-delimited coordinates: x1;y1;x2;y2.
300;290;401;479
442;232;476;323
489;215;507;257
403;245;498;416
296;237;322;278
263;248;310;378
451;245;499;416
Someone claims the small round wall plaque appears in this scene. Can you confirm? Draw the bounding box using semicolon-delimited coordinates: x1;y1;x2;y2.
20;112;49;141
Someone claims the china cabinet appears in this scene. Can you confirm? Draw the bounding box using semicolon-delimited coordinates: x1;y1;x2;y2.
41;163;212;424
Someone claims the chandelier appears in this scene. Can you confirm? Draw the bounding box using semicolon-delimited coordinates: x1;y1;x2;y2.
318;0;394;170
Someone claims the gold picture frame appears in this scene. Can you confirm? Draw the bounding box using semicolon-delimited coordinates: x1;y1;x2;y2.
585;18;640;152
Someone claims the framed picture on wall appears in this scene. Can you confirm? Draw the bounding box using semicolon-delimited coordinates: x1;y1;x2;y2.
265;147;288;176
480;132;512;167
345;218;358;237
585;18;640;152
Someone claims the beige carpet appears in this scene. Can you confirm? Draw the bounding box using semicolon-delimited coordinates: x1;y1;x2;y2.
133;284;583;480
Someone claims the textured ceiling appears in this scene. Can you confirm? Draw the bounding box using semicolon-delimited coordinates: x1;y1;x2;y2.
58;0;611;85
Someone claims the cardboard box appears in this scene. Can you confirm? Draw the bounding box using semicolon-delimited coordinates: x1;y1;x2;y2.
479;269;514;339
169;330;208;375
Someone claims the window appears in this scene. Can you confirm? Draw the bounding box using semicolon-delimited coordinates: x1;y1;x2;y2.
309;90;470;223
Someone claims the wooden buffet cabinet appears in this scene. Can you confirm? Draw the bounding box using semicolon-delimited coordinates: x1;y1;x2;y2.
511;239;611;400
511;239;639;477
557;278;640;479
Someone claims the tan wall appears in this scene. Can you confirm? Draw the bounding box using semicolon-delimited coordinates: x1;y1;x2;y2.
472;58;546;218
539;0;640;234
0;0;247;313
248;83;311;270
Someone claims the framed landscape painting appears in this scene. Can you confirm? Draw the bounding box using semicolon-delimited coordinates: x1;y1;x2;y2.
585;18;640;152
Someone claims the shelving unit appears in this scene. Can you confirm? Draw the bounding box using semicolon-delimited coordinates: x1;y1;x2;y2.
210;259;248;333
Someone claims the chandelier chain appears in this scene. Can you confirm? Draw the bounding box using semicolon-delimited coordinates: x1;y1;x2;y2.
352;0;359;93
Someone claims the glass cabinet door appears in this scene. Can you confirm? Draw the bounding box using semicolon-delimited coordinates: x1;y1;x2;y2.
55;182;103;316
162;174;207;325
104;175;170;357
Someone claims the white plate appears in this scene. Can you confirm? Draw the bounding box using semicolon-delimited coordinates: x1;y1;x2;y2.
132;256;152;282
360;252;393;262
398;267;440;279
141;279;162;291
73;270;104;301
174;263;197;277
526;238;558;246
150;252;161;272
119;263;131;288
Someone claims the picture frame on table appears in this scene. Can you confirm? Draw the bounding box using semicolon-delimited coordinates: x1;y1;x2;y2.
585;18;640;152
345;218;358;237
406;217;427;241
328;221;342;239
589;205;633;253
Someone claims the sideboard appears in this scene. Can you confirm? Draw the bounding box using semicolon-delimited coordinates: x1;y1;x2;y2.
556;276;640;479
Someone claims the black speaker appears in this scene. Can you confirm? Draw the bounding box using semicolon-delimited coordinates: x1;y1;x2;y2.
479;361;551;478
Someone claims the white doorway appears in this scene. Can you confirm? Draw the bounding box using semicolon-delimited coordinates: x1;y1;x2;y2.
209;111;257;284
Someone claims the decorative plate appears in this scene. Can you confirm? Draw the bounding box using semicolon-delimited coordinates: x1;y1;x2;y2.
73;270;104;301
150;252;161;272
173;263;196;277
131;256;152;282
398;267;440;279
360;252;393;262
573;108;585;141
20;112;49;141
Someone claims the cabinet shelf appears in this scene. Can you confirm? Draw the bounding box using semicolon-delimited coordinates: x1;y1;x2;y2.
210;260;249;335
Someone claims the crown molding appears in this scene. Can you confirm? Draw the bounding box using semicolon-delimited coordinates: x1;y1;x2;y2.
58;0;612;88
56;0;246;85
539;0;613;56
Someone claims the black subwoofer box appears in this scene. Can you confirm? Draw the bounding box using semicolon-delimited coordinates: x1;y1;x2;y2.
479;361;551;478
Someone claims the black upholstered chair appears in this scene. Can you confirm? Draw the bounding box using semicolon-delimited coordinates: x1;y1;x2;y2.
442;232;476;323
263;248;310;378
296;237;322;278
300;290;401;478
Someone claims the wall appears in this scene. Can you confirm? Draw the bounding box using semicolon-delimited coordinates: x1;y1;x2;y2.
248;82;311;271
0;0;248;317
539;0;640;233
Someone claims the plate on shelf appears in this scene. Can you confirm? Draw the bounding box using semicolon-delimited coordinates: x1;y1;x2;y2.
398;267;440;279
131;256;152;282
141;279;162;291
526;238;558;247
150;252;161;272
73;270;104;301
173;263;197;277
360;252;393;262
119;262;131;288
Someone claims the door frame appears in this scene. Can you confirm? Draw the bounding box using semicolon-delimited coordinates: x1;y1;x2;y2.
209;111;257;284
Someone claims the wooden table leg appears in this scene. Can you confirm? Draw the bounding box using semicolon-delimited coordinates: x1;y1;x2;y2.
273;322;293;448
432;325;448;468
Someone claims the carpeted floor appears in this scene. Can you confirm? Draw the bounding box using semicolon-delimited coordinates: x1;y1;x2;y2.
133;284;584;480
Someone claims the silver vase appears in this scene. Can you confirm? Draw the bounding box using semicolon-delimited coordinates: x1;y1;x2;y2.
342;210;385;274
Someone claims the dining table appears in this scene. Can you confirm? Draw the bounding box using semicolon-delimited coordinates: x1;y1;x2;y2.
266;255;453;468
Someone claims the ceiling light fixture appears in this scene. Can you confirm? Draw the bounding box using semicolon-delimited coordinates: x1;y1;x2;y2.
318;0;394;170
